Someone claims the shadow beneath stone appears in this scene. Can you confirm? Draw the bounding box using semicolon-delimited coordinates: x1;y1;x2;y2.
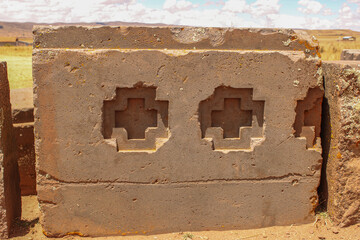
317;76;330;212
10;217;39;237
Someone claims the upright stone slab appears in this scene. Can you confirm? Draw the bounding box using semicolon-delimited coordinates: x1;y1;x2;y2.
11;88;36;196
340;49;360;61
323;61;360;227
12;107;35;196
0;62;21;238
33;26;323;237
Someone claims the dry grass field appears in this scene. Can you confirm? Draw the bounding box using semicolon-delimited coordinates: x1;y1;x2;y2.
0;46;32;89
307;29;360;61
318;41;360;61
0;36;32;42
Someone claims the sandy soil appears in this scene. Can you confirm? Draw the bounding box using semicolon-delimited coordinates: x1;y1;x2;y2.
9;196;360;240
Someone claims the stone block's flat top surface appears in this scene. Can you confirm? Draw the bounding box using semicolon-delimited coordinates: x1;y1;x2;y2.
33;25;319;57
342;49;360;53
324;60;360;68
10;88;33;109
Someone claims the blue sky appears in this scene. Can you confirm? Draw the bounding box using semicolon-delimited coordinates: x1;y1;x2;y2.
0;0;359;30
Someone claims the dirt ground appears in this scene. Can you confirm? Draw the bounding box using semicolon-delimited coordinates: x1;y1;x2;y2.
9;196;360;240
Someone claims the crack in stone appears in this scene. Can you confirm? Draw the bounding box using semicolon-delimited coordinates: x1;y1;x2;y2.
38;172;316;186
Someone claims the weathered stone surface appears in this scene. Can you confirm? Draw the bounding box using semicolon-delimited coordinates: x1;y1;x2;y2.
0;62;22;238
33;26;323;237
10;88;36;196
13;118;35;196
340;49;360;61
323;60;360;227
10;88;33;110
33;26;320;57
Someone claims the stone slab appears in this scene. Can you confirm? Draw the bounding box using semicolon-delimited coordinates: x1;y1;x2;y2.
340;49;360;61
10;89;36;195
33;26;320;58
40;178;318;236
12;108;34;124
323;60;360;227
13;122;35;196
34;43;323;236
0;62;22;238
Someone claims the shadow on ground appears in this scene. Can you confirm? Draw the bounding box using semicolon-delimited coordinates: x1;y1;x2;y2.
10;217;39;237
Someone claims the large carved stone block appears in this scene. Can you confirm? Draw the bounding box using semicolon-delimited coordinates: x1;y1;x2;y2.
0;62;22;238
323;61;360;227
33;26;323;237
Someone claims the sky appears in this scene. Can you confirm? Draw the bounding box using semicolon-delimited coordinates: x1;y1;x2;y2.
0;0;359;30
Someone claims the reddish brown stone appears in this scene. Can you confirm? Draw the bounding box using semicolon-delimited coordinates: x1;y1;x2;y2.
323;61;360;227
11;89;36;196
13;119;36;196
0;62;22;238
33;26;320;58
33;26;323;237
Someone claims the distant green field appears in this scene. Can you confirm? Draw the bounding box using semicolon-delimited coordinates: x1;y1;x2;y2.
0;46;32;89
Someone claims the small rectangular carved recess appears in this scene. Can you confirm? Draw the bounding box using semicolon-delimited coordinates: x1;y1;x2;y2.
102;87;169;152
199;87;265;151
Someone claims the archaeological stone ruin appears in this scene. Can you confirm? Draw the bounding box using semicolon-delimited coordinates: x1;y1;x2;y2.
341;49;360;61
0;62;21;238
11;88;36;196
323;61;360;227
32;26;324;236
0;25;359;238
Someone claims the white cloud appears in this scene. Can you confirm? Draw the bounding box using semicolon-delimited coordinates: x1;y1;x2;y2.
222;0;249;13
221;0;281;27
336;2;360;30
268;13;332;29
163;0;197;13
298;0;323;14
322;8;334;16
0;0;359;31
250;0;280;16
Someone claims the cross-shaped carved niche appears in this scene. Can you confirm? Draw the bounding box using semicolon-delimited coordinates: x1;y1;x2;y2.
102;87;169;152
115;98;157;139
199;87;265;151
212;98;252;138
293;87;323;149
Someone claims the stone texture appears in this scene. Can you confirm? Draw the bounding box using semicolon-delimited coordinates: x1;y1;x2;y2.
0;62;22;238
323;61;360;227
10;88;36;196
33;26;323;237
10;88;33;110
340;49;360;61
13;109;35;196
9;88;36;196
33;26;320;58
